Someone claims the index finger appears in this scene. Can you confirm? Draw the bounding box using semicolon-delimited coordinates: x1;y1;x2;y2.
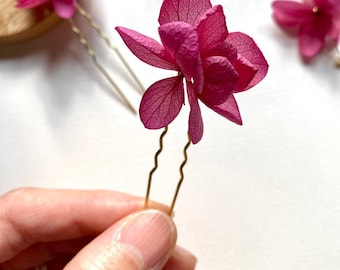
0;187;168;262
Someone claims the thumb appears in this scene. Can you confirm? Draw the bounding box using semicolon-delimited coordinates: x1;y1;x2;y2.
65;209;177;270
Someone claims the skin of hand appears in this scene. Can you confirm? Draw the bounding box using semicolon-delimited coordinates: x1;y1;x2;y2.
0;188;197;270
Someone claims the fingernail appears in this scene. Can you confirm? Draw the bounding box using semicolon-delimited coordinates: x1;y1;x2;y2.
119;210;176;269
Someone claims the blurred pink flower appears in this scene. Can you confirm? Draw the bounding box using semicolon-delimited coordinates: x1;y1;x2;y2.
17;0;76;19
116;0;268;143
272;0;340;58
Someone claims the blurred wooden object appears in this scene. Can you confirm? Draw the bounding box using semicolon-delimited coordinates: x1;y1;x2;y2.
0;0;61;44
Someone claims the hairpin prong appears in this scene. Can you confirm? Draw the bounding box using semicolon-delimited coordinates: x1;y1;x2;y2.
75;3;145;93
169;133;191;215
67;18;136;114
335;39;340;68
144;126;168;209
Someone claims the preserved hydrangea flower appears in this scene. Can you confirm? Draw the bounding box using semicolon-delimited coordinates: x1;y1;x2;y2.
17;0;76;19
272;0;340;58
116;0;268;143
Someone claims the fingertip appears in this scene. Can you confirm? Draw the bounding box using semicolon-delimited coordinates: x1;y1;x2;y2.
164;246;197;270
119;210;177;269
65;209;177;270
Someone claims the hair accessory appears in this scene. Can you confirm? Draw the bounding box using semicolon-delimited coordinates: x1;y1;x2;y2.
116;0;268;215
144;126;168;209
14;0;144;113
272;0;340;65
336;41;340;67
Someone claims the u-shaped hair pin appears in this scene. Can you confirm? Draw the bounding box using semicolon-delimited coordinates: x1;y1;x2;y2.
15;0;143;114
144;127;191;216
68;4;145;114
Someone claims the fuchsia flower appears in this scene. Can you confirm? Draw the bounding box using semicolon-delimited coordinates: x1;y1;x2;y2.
116;0;268;144
16;0;76;19
272;0;340;58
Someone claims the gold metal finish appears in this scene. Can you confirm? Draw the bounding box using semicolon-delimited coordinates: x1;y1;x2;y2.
169;135;191;215
144;126;168;209
68;18;136;114
76;4;144;93
144;128;191;216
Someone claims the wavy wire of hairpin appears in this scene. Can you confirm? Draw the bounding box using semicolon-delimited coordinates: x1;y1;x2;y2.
75;3;144;93
67;19;136;114
335;39;340;67
169;134;191;215
144;126;168;209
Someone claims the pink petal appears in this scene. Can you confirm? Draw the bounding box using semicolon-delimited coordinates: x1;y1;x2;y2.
193;57;204;94
200;56;238;105
272;1;311;27
158;0;212;25
204;42;238;63
159;22;203;91
187;81;203;144
314;0;334;10
329;3;340;41
52;0;75;19
328;25;340;42
332;0;340;6
233;56;257;93
226;32;268;90
16;0;47;8
203;95;242;125
298;20;327;57
115;27;178;71
195;5;229;53
139;76;184;129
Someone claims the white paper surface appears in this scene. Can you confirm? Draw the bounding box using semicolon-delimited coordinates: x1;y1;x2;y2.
1;0;340;269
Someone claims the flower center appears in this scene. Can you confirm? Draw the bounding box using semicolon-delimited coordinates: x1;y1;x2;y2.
312;6;319;14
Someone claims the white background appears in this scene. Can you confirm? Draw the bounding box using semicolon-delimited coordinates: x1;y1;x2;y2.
1;0;340;269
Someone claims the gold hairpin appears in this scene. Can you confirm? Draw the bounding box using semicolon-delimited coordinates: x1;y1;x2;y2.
75;3;144;93
144;126;168;209
144;127;191;216
68;19;136;114
68;5;146;114
335;46;340;68
169;134;191;215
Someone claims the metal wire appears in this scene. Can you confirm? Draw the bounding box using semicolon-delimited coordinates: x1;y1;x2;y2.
144;126;168;209
76;3;145;92
169;134;191;215
335;46;340;68
68;19;136;114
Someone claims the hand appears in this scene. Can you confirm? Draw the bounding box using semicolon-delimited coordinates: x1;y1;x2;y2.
0;188;196;270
